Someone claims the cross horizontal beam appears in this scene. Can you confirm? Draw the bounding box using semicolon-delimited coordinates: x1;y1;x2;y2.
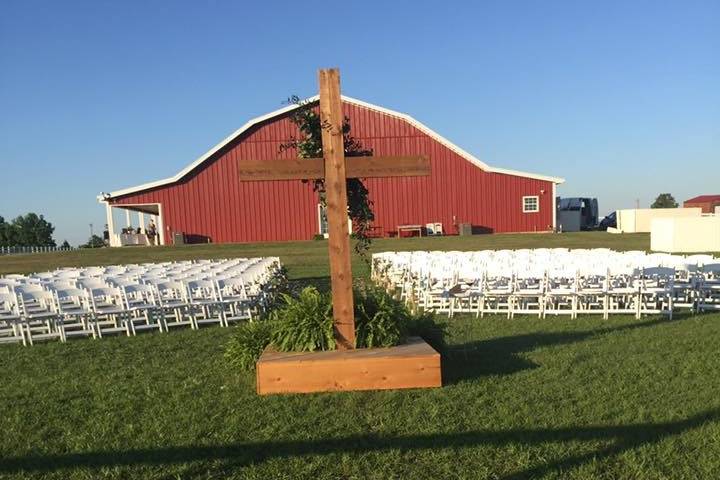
238;155;430;182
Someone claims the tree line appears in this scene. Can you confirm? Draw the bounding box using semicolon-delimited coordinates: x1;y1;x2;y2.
0;213;58;247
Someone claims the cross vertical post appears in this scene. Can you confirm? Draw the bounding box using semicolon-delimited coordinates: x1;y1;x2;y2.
238;68;431;351
318;68;356;350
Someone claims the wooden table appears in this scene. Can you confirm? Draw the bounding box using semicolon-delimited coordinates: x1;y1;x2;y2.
397;224;423;238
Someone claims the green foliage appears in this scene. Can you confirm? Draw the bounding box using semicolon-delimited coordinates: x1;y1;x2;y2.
280;95;375;257
354;283;407;348
354;283;448;350
224;321;275;371
60;240;72;249
80;234;105;248
226;282;447;371
270;287;336;352
0;212;55;247
651;193;679;209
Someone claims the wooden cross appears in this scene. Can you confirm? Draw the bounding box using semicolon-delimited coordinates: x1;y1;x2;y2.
239;68;431;350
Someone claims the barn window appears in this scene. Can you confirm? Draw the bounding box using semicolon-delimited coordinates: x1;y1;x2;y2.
523;196;540;213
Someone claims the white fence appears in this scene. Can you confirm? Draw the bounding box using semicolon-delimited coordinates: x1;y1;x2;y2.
0;246;77;256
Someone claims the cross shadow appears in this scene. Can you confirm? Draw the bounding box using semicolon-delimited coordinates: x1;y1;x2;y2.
288;275;331;293
1;407;717;478
443;315;676;383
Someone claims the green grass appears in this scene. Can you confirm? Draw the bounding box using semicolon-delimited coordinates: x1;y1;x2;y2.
2;232;719;479
0;231;650;277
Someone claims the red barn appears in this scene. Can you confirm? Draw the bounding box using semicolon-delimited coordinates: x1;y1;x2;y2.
99;96;564;246
683;195;720;214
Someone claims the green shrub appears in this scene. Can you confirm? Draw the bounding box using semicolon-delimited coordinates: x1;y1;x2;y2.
225;283;448;372
224;320;274;371
270;287;335;352
354;283;407;348
354;284;448;351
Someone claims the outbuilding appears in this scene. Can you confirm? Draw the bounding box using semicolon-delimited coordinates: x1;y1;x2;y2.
99;96;564;246
684;195;720;214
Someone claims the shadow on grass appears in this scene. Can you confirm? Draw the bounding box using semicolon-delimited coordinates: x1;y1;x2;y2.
443;315;676;383
1;407;718;479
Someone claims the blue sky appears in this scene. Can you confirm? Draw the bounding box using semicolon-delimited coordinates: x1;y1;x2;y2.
1;0;718;245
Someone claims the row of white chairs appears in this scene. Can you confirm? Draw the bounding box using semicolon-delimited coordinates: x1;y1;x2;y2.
372;249;720;318
0;257;283;346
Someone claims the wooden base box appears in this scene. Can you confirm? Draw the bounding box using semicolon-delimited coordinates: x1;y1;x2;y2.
256;336;442;395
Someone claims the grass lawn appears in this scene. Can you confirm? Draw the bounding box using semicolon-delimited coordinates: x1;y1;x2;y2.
1;232;719;479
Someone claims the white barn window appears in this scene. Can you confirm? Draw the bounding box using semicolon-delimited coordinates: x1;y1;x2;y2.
523;196;539;213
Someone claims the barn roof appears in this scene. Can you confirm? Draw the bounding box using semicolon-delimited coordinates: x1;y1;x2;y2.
685;194;720;203
100;96;564;200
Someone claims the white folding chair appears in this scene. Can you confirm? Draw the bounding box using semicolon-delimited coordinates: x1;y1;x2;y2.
509;269;545;318
606;268;640;317
89;287;133;337
55;288;95;340
697;264;720;312
544;270;578;318
122;284;163;333
154;281;194;330
18;290;64;344
638;267;674;319
186;280;226;327
216;277;252;323
478;270;513;318
0;292;25;345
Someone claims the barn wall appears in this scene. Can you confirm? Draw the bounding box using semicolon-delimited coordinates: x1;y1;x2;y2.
110;102;555;243
684;200;720;214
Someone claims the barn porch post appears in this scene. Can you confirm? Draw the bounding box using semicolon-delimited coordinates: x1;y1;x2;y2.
104;201;118;247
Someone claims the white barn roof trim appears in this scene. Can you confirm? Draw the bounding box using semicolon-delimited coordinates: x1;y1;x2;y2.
101;95;564;200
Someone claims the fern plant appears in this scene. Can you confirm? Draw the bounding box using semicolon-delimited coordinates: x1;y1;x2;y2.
354;284;407;348
224;321;274;372
270;287;335;352
225;282;448;372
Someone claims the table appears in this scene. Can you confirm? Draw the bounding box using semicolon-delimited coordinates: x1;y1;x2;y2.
397;224;423;238
119;233;149;246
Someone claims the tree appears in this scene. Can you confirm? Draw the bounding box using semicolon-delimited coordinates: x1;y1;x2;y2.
0;216;9;247
0;213;56;247
651;193;678;209
60;240;72;249
9;213;56;246
280;96;375;256
80;235;105;248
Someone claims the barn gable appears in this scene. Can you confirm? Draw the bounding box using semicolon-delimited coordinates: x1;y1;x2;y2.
101;97;564;244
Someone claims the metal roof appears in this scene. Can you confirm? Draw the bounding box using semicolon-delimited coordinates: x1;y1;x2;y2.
685;194;720;203
100;95;565;200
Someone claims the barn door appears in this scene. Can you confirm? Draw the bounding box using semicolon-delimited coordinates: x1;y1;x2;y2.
317;203;351;238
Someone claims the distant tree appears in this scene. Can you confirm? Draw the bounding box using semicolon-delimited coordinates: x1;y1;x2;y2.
8;213;56;247
60;240;72;249
80;235;105;248
0;216;9;247
651;193;679;209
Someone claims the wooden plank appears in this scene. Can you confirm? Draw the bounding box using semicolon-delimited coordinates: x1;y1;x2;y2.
319;68;355;350
256;337;442;394
238;155;430;181
238;158;324;181
346;155;430;178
